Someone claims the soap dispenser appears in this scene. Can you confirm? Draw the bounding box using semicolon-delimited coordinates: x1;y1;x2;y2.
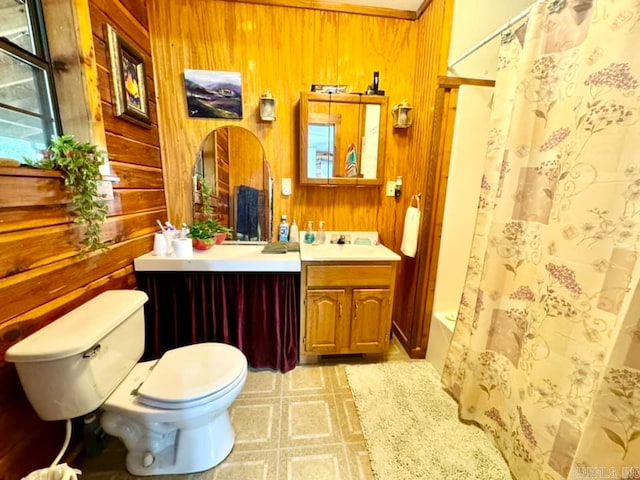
304;221;315;244
316;221;326;244
289;219;299;243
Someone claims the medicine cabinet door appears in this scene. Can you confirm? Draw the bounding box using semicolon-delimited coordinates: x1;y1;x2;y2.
300;92;387;186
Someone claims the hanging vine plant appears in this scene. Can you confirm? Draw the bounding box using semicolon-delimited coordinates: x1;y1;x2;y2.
27;135;109;252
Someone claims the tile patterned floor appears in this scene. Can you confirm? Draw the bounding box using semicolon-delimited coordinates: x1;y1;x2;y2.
79;338;410;480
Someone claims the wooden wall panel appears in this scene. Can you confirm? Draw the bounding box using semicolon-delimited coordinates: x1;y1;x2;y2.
0;205;72;234
218;131;231;223
389;0;453;358
229;128;267;192
102;103;160;146
118;0;149;28
147;0;417;236
110;190;166;215
0;0;165;477
105;133;162;168
0;174;69;207
109;162;164;189
0;237;151;344
0;224;83;278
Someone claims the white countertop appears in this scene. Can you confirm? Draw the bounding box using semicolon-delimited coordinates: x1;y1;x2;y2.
135;231;401;272
299;242;401;262
134;244;302;272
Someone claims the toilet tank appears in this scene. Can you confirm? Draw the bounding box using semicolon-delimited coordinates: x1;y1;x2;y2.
5;290;148;421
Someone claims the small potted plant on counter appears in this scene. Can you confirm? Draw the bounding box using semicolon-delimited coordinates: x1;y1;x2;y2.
188;219;232;250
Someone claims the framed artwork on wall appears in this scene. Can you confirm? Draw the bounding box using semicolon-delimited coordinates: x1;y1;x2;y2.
106;24;151;128
184;69;243;119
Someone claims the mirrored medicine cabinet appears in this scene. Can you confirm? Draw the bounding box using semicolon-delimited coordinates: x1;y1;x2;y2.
300;92;388;186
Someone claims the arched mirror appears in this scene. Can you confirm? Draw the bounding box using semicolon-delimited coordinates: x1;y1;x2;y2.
193;126;273;242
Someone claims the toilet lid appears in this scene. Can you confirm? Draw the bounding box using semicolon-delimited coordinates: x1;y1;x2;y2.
137;343;247;408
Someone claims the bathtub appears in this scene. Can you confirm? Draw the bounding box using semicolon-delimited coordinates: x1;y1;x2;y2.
426;312;457;375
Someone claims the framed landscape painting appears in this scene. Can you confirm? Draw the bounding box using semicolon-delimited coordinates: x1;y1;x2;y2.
106;24;151;127
184;70;243;119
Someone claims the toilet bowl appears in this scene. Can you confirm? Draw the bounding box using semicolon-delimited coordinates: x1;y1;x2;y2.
5;290;248;476
102;343;248;475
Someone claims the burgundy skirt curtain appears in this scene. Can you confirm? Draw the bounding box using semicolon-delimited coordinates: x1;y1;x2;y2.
136;272;299;373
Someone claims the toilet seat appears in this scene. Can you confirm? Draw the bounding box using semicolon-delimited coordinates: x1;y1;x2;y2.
137;343;247;410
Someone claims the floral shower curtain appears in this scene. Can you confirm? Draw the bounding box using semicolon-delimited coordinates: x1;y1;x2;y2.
442;1;640;478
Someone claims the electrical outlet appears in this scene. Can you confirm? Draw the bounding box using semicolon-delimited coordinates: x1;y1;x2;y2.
282;178;292;196
385;181;396;197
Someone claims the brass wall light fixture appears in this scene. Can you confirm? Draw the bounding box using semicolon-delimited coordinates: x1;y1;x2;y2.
259;90;276;121
392;100;413;128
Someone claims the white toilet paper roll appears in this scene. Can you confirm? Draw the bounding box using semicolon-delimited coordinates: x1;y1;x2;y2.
173;238;193;258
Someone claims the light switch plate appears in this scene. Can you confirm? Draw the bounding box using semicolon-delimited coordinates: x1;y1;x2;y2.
282;178;292;196
385;181;396;197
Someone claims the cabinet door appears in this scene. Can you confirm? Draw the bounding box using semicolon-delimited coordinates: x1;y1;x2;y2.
350;289;391;352
305;289;345;353
300;92;387;186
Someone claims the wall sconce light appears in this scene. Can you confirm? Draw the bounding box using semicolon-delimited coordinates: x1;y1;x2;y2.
259;90;276;121
392;100;413;128
395;176;402;198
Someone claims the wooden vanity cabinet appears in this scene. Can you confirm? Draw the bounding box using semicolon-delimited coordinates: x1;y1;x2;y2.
300;262;397;361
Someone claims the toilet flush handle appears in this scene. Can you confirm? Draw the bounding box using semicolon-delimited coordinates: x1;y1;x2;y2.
143;452;155;468
82;344;101;358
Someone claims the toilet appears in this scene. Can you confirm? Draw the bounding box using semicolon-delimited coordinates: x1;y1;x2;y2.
5;290;248;476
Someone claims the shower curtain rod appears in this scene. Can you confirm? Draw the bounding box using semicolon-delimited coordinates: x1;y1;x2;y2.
447;1;538;70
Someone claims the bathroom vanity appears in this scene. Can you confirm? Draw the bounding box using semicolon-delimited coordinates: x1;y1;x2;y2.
298;238;400;363
134;238;400;369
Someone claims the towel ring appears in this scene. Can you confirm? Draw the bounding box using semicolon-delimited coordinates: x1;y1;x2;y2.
411;193;421;209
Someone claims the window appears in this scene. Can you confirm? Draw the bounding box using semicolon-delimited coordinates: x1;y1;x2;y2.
0;0;60;163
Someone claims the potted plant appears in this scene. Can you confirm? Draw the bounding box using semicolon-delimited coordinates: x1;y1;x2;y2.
188;219;231;250
26;135;108;252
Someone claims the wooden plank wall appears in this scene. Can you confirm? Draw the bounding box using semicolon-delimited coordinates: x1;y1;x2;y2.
394;76;495;358
148;0;451;355
147;0;419;231
0;0;165;477
392;0;454;357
